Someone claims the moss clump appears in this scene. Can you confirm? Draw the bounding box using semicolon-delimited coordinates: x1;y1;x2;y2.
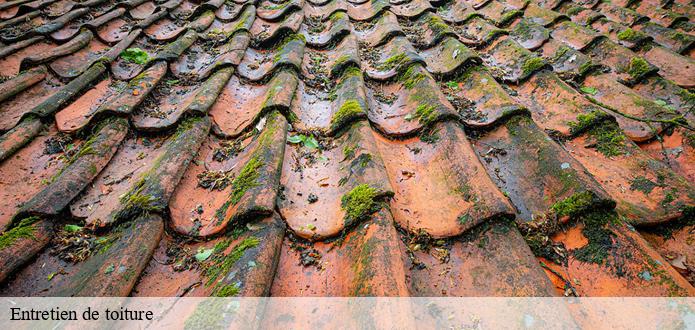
585;121;628;157
568;110;611;135
229;156;262;205
626;57;651;80
331;100;364;130
341;184;379;226
572;210;616;264
550;46;571;63
426;14;450;35
183;299;227;330
214;283;240;297
205;236;260;286
405;104;439;126
617;28;642;42
521;57;545;77
0;216;40;250
376;53;408;71
551;191;595;219
343;145;356;161
399;65;426;89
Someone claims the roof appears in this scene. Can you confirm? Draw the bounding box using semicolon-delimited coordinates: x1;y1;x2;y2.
0;0;693;297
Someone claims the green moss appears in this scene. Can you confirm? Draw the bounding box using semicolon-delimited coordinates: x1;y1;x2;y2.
617;28;642;42
0;216;40;250
119;178;161;216
376;53;408;71
355;153;372;168
205;236;260;285
341;184;379;226
230;156;262;205
578;61;595;75
572;210;616;264
426;14;450;35
331;100;364;130
214;283;240;297
183;299;227;330
567;110;611;135
550;46;571;63
399;65;426;89
405;104;439;126
551;191;595;219
334;54;352;68
499;10;522;25
521;57;545;77
584;121;628;157
343;145;356;160
626;57;651;80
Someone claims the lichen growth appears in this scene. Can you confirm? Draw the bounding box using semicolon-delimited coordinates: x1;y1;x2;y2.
331;100;364;130
572;210;616;264
0;216;40;250
426;14;450;35
629;176;659;194
341;184;379;226
551;191;595;219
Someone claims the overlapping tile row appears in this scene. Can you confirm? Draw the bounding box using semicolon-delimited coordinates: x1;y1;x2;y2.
0;0;693;301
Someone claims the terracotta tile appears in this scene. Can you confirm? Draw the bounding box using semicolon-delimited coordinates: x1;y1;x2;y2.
482;37;547;82
523;2;564;26
17;118;129;219
399;12;457;49
22;29;92;68
0;73;63;131
476;0;522;26
0;125;69;231
512;70;606;137
442;65;525;127
421;37;479;77
347;0;389;21
582;74;678;141
641;44;695;88
539;39;596;79
294;60;367;134
49;38;109;79
215;1;250;20
352;10;402;47
639;128;695;184
210;70;297;137
250;9;302;47
636;22;694;54
389;0;432;18
437;0;476;24
634;2;686;28
256;0;303;21
472;115;613;222
640;223;695;285
406;219;558;296
545;218;695;296
0;65;46;103
451;16;508;46
279;121;392;240
587;38;658;84
169;112;286;237
44;0;75;17
360;36;423;80
301;11;349;47
144;16;189;41
374;121;514;238
0;218;52;283
366;64;457;136
564;127;694;225
551;20;601;51
130;1;156;20
509;17;550;50
597;2;645;26
237;34;305;81
304;0;346;21
271;208;408;296
0;38;53;77
0;117;43;162
632;76;695;115
172;32;250;80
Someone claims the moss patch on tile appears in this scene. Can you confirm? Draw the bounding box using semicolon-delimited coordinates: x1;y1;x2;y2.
567;110;612;135
584;121;628;157
626;57;651;80
0;216;40;250
521;57;545;77
405;104;439;126
551;191;596;219
229;156;262;205
205;236;260;286
331;100;364;130
572;210;617;264
341;184;379;226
